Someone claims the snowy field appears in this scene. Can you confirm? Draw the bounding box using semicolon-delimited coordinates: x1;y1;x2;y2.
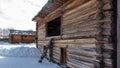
0;42;60;68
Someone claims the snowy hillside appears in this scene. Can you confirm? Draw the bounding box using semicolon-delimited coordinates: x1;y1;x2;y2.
0;42;60;68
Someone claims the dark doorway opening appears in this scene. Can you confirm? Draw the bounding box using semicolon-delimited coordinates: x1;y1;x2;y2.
47;17;61;37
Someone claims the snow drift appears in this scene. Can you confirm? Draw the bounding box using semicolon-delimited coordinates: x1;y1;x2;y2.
0;43;41;57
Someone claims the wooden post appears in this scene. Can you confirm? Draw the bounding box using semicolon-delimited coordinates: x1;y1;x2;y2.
117;0;120;68
36;22;38;48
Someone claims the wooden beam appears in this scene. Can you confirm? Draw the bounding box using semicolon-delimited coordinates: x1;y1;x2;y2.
117;0;120;68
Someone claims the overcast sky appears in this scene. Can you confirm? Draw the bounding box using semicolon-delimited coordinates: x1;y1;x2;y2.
0;0;48;31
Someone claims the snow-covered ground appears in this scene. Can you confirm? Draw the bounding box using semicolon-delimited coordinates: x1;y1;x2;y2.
0;42;60;68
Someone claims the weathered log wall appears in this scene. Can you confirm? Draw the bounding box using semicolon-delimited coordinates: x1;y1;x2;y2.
36;0;115;68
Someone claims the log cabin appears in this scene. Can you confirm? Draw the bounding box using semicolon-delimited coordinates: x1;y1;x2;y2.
9;30;36;44
32;0;117;68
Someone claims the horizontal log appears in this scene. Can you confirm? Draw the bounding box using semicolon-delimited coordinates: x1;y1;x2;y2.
62;15;97;29
101;22;112;29
54;40;68;44
53;57;60;63
38;24;45;29
68;53;98;62
104;59;112;67
67;61;92;68
54;38;97;44
62;16;112;30
103;11;113;17
63;0;98;17
67;44;97;49
103;2;113;10
67;48;100;57
53;54;60;59
103;43;113;51
53;47;60;51
54;44;67;48
62;30;100;39
64;0;90;11
53;50;60;54
67;56;100;68
63;28;101;35
63;2;99;21
63;9;98;25
103;52;112;58
68;38;98;44
63;22;99;32
102;28;111;35
45;36;61;40
103;0;112;3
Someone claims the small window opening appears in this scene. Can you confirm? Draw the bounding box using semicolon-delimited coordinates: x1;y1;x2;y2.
47;17;61;37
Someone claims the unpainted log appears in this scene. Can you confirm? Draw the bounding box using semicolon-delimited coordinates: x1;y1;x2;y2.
67;61;92;68
67;48;100;57
103;2;113;10
103;11;113;17
103;0;112;3
67;53;97;62
62;15;97;29
63;2;99;21
63;28;101;35
101;22;112;29
62;16;112;30
103;52;112;58
54;44;67;48
103;43;113;51
63;23;99;32
67;57;100;68
104;59;113;67
67;44;97;49
63;10;98;25
102;28;112;36
38;24;45;29
62;30;100;39
63;0;98;17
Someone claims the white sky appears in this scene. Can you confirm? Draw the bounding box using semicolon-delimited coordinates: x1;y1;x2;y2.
0;0;48;31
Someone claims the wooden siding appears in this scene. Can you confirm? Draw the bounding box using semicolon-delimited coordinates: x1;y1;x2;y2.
10;35;35;43
35;0;115;68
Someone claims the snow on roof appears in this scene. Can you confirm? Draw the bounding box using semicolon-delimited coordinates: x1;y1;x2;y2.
9;30;36;35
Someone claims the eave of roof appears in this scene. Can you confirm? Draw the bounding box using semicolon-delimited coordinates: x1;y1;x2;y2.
32;0;69;22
